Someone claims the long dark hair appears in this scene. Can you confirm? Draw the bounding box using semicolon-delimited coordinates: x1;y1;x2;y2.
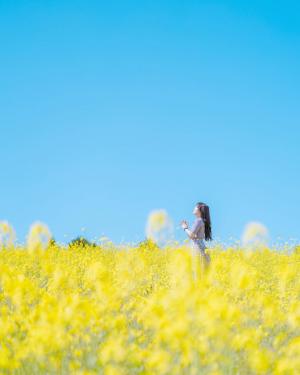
196;202;212;241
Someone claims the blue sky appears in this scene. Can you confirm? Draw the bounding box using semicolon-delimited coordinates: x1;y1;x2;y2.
0;0;299;244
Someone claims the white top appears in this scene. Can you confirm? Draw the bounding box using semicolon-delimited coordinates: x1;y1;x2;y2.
191;217;205;240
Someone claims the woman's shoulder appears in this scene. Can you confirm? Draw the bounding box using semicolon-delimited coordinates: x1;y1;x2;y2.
194;217;204;226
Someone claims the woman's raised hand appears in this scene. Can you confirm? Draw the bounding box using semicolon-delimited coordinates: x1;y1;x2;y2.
181;220;188;229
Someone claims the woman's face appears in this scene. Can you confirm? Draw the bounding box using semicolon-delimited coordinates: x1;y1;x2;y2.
193;205;200;216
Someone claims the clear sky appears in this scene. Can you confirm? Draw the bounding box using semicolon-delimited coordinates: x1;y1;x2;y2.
0;0;299;245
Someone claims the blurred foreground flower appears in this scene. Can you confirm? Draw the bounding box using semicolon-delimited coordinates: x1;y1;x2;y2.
0;241;299;373
27;221;52;251
242;221;269;247
145;209;174;247
0;221;16;248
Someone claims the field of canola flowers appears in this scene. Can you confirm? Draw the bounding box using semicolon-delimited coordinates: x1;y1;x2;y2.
0;241;300;375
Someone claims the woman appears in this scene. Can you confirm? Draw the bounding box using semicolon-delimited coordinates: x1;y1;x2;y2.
181;202;212;273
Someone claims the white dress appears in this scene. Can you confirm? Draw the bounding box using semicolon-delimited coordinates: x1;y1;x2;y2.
190;217;206;254
189;218;211;271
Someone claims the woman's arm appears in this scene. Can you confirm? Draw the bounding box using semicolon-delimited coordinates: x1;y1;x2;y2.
181;220;197;239
184;228;197;239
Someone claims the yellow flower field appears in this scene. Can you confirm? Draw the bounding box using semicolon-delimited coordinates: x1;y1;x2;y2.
0;242;299;374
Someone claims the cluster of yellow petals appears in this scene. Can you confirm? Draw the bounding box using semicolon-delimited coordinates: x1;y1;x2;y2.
0;240;299;374
0;221;16;248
